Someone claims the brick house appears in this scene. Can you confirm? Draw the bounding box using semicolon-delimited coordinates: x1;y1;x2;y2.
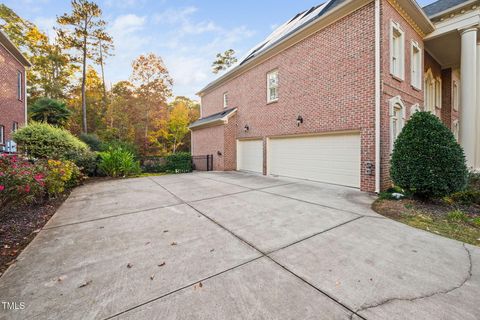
0;30;31;153
190;0;480;193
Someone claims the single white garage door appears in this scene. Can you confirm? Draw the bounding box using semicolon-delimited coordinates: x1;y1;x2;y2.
237;139;263;173
268;133;361;188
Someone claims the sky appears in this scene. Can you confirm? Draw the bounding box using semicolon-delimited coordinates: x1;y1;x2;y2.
3;0;437;100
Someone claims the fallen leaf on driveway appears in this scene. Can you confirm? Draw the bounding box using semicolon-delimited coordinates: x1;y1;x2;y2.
163;230;169;233
145;242;150;245
57;275;67;282
210;249;215;253
150;274;155;280
127;263;133;268
170;242;177;246
158;262;166;267
78;280;92;288
199;282;203;288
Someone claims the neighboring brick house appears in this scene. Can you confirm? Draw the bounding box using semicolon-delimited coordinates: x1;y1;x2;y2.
0;30;31;152
191;0;480;192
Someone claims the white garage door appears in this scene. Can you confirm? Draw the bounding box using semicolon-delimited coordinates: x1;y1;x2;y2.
237;139;263;173
268;133;361;188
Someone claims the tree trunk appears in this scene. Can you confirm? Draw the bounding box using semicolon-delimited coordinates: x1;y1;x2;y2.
81;23;88;134
99;39;107;108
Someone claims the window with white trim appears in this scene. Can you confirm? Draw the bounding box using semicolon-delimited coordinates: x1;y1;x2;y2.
13;121;18;133
411;41;422;89
17;71;22;101
0;125;4;145
453;120;459;142
453;80;459;111
223;92;229;108
434;78;441;108
389;96;406;150
390;22;405;79
424;69;435;113
267;70;278;103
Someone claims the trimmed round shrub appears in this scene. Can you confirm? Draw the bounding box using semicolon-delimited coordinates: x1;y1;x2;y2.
390;111;468;199
13;122;89;160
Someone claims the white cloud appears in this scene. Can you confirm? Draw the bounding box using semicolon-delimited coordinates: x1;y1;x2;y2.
111;14;146;34
154;6;219;36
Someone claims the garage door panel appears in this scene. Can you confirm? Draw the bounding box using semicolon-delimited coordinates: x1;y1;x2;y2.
237;140;263;173
268;134;360;188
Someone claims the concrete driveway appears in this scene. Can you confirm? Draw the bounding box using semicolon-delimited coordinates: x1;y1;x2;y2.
0;171;479;320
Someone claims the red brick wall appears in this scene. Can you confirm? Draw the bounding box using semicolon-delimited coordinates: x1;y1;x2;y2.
0;43;26;145
223;114;237;171
197;2;377;191
191;125;225;171
379;0;425;190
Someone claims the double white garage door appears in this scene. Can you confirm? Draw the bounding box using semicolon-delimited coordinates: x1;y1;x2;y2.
237;133;360;188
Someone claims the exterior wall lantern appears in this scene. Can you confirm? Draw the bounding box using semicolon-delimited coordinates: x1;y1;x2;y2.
296;115;304;127
244;124;250;132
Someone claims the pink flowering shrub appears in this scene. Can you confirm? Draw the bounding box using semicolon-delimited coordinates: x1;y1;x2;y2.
0;154;84;213
0;154;47;212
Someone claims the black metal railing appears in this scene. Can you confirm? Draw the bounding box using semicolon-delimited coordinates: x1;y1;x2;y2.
192;154;213;171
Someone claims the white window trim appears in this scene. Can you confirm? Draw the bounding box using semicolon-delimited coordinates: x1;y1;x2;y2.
410;103;421;117
424;68;435;113
390;21;405;80
452;119;459;142
410;41;422;90
434;77;442;111
453;80;459;112
389;96;406;151
266;69;279;103
17;71;22;101
223;92;228;109
0;125;4;145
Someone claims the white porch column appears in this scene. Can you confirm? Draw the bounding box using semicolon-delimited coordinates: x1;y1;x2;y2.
476;42;480;169
460;27;477;168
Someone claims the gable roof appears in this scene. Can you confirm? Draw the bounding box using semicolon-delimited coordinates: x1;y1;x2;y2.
422;0;471;17
240;0;346;66
189;108;237;130
197;0;434;96
0;30;31;67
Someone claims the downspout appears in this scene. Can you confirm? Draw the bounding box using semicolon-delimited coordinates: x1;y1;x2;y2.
24;68;28;126
375;0;381;193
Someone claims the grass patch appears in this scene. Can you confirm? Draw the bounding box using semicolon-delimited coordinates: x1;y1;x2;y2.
373;199;480;246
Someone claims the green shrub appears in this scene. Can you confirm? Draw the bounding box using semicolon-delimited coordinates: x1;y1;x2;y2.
446;210;467;222
448;190;480;205
65;149;99;176
79;133;103;151
13;122;89;160
141;157;166;173
164;152;192;173
98;147;141;177
468;171;480;191
390;112;468;199
100;140;139;158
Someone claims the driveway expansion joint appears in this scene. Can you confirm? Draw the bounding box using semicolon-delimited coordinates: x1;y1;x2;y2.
148;176;369;320
355;243;473;314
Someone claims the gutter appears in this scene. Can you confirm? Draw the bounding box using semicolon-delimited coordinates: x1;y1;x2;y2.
375;0;381;193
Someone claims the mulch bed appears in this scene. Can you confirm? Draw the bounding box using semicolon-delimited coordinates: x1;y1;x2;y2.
0;192;71;276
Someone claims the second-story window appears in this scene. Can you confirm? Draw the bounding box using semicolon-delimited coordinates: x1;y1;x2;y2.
223;92;228;108
17;71;22;101
267;70;278;103
411;41;422;89
13;121;18;133
390;21;404;80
